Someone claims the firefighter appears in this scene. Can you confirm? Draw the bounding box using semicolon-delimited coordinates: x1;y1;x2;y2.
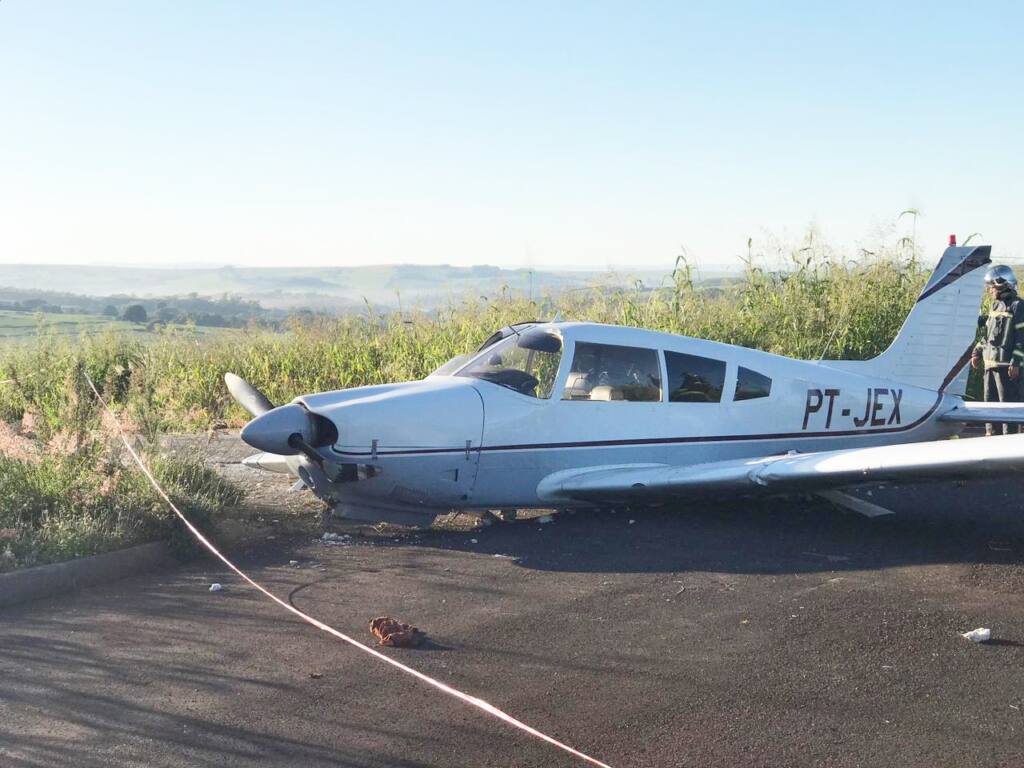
970;265;1024;434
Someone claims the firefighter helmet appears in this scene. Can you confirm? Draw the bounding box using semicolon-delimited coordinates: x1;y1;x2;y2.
984;264;1018;290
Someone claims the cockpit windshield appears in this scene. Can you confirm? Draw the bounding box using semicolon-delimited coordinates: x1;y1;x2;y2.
455;329;562;398
429;354;471;377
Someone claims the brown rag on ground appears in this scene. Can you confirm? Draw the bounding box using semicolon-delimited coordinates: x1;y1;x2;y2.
369;616;425;648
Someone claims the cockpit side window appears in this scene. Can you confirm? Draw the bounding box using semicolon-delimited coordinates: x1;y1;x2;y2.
562;342;662;402
734;366;772;401
455;330;562;398
665;351;725;403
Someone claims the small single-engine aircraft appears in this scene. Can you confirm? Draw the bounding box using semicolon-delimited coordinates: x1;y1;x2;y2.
226;242;1024;526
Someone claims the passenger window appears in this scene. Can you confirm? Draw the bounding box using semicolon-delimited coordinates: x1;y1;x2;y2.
734;366;772;401
665;351;725;403
562;342;661;402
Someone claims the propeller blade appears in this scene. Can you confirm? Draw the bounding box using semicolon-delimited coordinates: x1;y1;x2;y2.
224;373;275;417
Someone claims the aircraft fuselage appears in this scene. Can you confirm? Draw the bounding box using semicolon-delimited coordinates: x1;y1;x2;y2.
292;322;961;518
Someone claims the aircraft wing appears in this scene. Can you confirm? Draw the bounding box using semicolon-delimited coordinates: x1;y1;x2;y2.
536;434;1024;503
938;401;1024;424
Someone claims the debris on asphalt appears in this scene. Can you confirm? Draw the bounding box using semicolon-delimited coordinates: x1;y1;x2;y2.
209;583;223;592
309;672;323;679
961;628;992;643
369;616;425;648
470;538;478;544
288;560;299;566
320;532;351;545
629;519;636;525
537;515;554;524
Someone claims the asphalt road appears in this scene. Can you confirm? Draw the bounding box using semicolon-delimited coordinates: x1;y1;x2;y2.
4;469;1024;766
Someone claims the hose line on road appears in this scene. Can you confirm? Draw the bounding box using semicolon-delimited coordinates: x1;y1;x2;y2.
82;372;615;768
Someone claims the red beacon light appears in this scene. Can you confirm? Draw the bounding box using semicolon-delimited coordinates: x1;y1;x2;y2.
949;234;957;246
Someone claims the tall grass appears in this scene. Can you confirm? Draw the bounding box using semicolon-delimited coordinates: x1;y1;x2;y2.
1;242;930;435
0;442;244;572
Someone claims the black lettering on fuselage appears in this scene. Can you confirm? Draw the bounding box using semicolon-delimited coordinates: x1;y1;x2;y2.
804;386;905;431
853;388;872;427
823;388;840;428
870;388;888;426
803;388;823;430
888;389;903;425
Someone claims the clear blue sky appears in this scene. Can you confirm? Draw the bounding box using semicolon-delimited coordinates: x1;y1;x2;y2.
2;1;1021;270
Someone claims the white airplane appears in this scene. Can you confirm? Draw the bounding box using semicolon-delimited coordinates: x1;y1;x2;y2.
226;243;1024;526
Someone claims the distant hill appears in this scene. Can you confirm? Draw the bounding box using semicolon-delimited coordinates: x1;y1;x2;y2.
0;263;732;310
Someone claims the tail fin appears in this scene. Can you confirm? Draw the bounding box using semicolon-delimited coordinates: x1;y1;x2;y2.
825;245;991;394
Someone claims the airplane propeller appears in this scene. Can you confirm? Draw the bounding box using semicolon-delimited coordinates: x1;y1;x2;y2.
224;373;337;460
224;372;275;417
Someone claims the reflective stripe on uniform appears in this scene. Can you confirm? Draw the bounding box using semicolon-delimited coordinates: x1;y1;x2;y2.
991;310;1013;317
1014;350;1024;359
984;358;1011;369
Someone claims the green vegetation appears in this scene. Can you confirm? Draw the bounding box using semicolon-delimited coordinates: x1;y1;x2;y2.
0;310;137;340
0;243;933;435
0;345;244;572
0;440;243;573
0;310;236;343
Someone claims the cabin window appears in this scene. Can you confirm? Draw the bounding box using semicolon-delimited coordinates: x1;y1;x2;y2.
562;342;661;402
455;329;562;398
734;366;772;401
665;351;725;403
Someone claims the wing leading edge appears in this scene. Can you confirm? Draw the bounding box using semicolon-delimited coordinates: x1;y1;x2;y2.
536;433;1024;503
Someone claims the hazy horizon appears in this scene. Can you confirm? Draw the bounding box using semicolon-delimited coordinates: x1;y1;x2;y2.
3;3;1021;270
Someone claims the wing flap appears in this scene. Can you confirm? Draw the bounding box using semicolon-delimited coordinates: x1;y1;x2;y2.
537;434;1024;502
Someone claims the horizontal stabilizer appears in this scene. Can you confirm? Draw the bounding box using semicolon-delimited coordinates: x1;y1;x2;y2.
939;402;1024;424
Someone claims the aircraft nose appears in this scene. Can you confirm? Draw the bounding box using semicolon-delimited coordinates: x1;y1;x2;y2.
240;403;314;455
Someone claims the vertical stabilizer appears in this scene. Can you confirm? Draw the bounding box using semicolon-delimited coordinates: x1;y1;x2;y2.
824;245;990;394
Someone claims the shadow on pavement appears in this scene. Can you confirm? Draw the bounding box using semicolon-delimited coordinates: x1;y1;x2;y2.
396;479;1024;577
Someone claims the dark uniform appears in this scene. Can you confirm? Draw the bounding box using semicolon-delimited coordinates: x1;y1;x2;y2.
976;290;1024;434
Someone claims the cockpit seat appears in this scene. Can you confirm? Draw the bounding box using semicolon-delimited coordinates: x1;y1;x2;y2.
563;372;593;400
589;385;624;401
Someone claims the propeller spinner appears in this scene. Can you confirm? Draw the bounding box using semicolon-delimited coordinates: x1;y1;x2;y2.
225;373;337;457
